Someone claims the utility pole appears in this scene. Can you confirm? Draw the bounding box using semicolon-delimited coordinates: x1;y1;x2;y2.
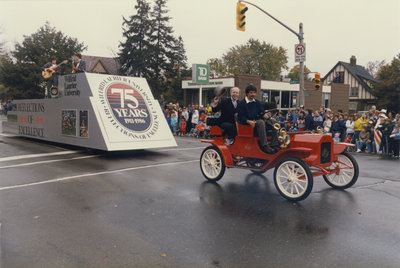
298;23;305;107
238;1;305;106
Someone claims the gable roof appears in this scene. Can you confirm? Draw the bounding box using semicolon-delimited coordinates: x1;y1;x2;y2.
323;61;379;95
82;55;120;75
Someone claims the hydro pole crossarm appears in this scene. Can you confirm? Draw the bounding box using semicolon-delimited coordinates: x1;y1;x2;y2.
239;0;302;40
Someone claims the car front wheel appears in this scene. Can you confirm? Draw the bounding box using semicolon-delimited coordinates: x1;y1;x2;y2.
274;157;313;201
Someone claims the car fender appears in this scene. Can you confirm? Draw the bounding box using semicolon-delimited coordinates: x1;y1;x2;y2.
333;142;353;155
201;140;234;166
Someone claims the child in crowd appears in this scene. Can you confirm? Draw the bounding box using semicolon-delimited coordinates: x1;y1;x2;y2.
170;111;178;135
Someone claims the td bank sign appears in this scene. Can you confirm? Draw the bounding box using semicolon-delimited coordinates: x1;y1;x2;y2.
192;64;209;84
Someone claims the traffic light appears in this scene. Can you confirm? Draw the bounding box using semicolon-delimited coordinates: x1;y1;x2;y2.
236;2;248;32
314;73;321;90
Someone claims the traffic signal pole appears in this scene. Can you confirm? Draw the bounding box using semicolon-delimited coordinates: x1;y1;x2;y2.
238;0;305;106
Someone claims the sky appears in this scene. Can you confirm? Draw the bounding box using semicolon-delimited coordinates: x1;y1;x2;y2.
1;0;399;76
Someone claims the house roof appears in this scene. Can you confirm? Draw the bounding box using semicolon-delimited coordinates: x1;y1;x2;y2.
323;61;379;95
82;55;120;75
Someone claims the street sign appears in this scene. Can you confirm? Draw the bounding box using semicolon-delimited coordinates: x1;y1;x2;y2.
295;43;306;62
192;64;209;84
290;80;299;84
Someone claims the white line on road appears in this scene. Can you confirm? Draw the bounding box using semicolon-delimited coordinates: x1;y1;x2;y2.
0;222;2;268
0;155;99;169
158;146;205;152
0;150;82;162
0;159;199;192
0;133;15;137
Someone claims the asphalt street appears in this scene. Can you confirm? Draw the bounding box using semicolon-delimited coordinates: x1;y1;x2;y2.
0;116;400;267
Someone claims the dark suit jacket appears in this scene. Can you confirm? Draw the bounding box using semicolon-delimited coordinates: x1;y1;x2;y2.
75;60;86;73
212;97;237;125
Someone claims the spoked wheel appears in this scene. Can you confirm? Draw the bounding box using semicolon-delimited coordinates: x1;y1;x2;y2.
200;146;226;182
274;157;313;201
323;151;359;189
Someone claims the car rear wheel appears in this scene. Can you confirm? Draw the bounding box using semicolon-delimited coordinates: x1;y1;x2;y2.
323;151;359;189
200;146;225;182
274;157;313;201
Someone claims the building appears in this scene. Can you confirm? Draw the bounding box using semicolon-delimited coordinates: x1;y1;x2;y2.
323;56;378;112
182;74;347;112
81;55;120;75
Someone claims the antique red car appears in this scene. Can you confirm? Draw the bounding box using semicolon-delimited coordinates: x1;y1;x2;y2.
200;123;359;201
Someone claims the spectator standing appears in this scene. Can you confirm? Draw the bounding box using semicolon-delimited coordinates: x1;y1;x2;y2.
331;114;341;142
292;108;300;128
379;118;394;157
286;109;293;125
186;105;193;135
313;110;323;130
346;115;355;143
205;103;212;113
339;114;348;141
276;112;285;124
305;109;313;131
390;121;400;158
323;114;332;134
191;109;199;133
354;113;364;141
182;107;189;122
170;111;178;135
394;113;400;123
297;111;306;131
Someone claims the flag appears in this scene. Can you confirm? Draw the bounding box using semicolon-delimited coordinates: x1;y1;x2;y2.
374;129;382;152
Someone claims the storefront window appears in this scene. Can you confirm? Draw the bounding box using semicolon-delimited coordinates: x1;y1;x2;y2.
271;90;280;105
262;91;269;102
281;91;290;108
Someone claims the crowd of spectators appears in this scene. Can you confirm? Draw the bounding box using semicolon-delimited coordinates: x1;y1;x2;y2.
161;101;400;159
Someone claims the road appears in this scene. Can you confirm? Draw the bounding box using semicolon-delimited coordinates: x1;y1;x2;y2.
1;117;400;267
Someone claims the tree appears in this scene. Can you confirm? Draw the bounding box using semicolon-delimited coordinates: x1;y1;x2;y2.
207;58;227;78
118;0;187;100
163;36;188;103
208;38;288;80
286;64;311;81
365;60;386;78
0;22;86;99
372;54;400;113
148;0;181;98
118;0;153;78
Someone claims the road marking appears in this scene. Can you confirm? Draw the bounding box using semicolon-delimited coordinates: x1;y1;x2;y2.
0;222;2;268
0;133;15;137
0;159;199;192
0;150;81;162
158;146;205;152
0;155;99;169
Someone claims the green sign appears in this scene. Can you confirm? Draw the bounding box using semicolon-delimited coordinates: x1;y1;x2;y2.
192;64;209;84
290;80;299;84
188;81;222;86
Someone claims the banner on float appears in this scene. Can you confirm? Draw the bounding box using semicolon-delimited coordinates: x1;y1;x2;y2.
2;73;176;151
